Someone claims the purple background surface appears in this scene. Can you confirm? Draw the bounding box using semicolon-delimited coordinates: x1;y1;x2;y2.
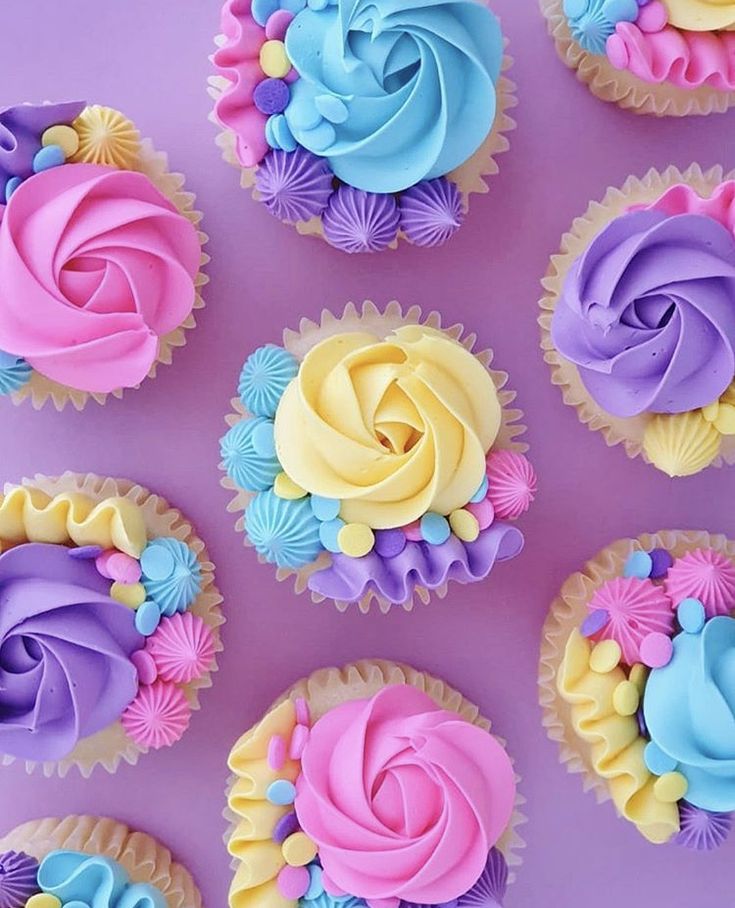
2;1;735;905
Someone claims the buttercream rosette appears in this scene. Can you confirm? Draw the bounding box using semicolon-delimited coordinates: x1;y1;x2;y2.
224;660;525;908
540;164;735;478
0;815;202;908
0;100;208;410
220;301;535;613
0;472;223;777
540;528;735;849
540;0;735;116
207;0;516;252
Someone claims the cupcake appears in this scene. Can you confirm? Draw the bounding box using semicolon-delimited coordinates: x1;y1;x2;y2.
220;301;536;613
540;529;735;848
0;472;223;776
540;164;735;478
540;0;735;115
225;660;524;908
208;0;515;252
0;815;201;908
0;100;207;410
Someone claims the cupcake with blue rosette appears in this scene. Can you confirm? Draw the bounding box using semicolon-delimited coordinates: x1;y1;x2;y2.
540;163;735;478
208;0;515;251
220;301;536;613
0;815;202;908
0;472;223;777
540;529;735;850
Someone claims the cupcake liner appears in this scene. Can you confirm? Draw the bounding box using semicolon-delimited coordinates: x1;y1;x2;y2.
221;299;529;614
0;815;202;908
207;27;516;249
539;0;735;116
0;471;224;778
224;659;526;888
9;135;209;412
539;529;735;813
539;163;735;472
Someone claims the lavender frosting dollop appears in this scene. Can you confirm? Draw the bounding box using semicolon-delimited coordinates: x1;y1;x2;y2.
551;210;735;417
0;543;143;761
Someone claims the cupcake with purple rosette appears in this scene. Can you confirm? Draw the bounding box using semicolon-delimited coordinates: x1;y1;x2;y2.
540;529;735;849
540;164;735;477
208;0;515;251
220;301;537;613
0;472;223;776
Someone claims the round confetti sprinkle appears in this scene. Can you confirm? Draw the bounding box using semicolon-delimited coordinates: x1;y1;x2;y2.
5;176;22;202
267;779;297;805
420;512;450;545
310;495;340;522
282;831;318;867
95;549;117;578
140;544;175;581
111;581;146;609
305;864;324;900
26;896;62;908
612;680;640;717
295;697;310;726
132;648;158;685
649;548;674;579
589;639;622;674
32;144;65;173
644;741;678;777
628;662;648;693
466;497;494;530
654;771;688;803
135;600;161;636
402;520;423;542
277;865;309;900
449;509;479;542
677;598;706;634
640;632;674;669
373;528;406;558
319;518;345;553
106;552;142;584
274;472;307;499
252;0;278;25
260;40;291;78
470;475;489;503
41;123;80;157
289;724;309;760
338;523;375;557
624;550;653;580
581;608;610;638
268;734;287;771
69;544;104;560
273;811;300;844
254;78;291;116
251;419;277;458
265;9;294;39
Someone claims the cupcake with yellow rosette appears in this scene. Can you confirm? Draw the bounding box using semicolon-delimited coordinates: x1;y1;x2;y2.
0;472;223;777
224;660;525;908
540;530;735;849
540;164;735;478
540;0;735;116
0;100;207;410
220;301;537;613
0;815;202;908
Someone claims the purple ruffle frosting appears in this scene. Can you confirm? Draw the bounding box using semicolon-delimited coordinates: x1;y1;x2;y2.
256;147;334;223
0;100;85;192
551;209;735;417
0;543;143;761
322;185;400;253
400;177;464;247
308;522;524;603
0;851;39;908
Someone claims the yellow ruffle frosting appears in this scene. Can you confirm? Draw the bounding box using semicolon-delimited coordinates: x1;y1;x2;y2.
557;630;679;844
228;700;300;908
0;486;147;557
274;327;501;529
70;105;141;170
663;0;735;30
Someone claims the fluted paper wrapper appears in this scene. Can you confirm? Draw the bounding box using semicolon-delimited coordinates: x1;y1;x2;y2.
540;0;735;116
539;164;735;471
539;529;735;811
0;815;202;908
224;660;525;887
10;135;209;412
207;30;516;249
222;300;528;614
0;471;224;778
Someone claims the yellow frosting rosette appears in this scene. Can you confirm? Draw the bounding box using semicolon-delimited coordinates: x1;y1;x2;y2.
663;0;735;30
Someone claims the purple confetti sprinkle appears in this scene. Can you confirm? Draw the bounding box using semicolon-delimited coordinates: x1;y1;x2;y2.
253;78;290;116
374;528;406;559
649;548;674;579
272;811;300;844
581;608;609;637
68;545;104;560
637;706;648;737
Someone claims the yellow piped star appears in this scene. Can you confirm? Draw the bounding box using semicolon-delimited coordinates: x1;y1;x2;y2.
70;105;141;170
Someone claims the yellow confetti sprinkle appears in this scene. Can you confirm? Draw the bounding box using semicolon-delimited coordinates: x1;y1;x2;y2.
260;40;291;78
274;472;307;500
41;124;79;158
449;508;479;542
111;581;146;609
589;639;622;674
282;831;318;867
612;680;640;717
338;523;375;557
26;896;62;908
654;771;688;803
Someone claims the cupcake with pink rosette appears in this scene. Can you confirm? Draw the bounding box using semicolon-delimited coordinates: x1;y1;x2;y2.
0;100;207;410
540;0;735;115
540;164;735;477
225;660;524;908
540;529;735;849
208;0;516;251
0;472;223;776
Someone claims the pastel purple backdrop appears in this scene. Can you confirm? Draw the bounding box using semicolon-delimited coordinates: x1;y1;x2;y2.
2;1;735;905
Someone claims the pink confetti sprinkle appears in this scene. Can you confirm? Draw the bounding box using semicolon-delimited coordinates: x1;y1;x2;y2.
106;551;142;584
277;865;309;900
268;734;287;771
466;497;495;531
131;649;158;685
640;631;674;669
290;724;309;760
95;549;117;579
402;521;423;542
295;697;310;726
265;9;293;40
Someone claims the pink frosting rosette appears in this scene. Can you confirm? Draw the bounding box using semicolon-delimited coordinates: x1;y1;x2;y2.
0;162;201;393
294;685;515;906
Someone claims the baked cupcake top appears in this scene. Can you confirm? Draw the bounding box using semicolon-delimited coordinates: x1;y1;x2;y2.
220;304;536;611
0;101;204;407
211;0;508;250
0;477;221;770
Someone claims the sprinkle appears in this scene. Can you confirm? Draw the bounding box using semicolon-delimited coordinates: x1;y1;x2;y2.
273;811;300;844
295;697;310;726
69;544;104;560
251;419;277;458
420;512;450;545
282;832;318;867
5;176;22;202
470;475;489;503
373;528;406;558
305;863;324;899
624;550;653;579
612;680;639;716
135;600;162;636
640;632;674;668
254;78;291;117
111;581;146;609
41;123;80;157
654;771;688;803
466;497;495;531
274;472;307;500
628;663;648;693
581;608;609;637
95;549;118;578
267;779;297;805
649;548;674;579
449;509;479;542
589;639;622;674
338;523;375;557
277;866;309;900
310;495;340;521
106;551;142;584
268;734;287;771
644;741;678;776
26;896;62;908
289;724;309;760
131;648;158;685
677;598;706;634
252;0;278;26
140;544;175;581
260;40;291;78
32;144;65;173
265;9;295;39
319;518;345;553
402;521;423;542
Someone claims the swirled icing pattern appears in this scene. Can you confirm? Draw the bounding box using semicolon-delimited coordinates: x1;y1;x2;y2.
295;685;515;903
38;851;166;908
0;163;200;393
551;208;735;417
644;615;735;812
0;543;143;761
274;326;501;528
283;0;503;193
557;629;679;843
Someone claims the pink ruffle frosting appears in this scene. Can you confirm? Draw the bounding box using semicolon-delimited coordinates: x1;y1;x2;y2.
588;576;674;665
644;180;735;234
0;163;200;393
294;685;515;906
146;612;216;684
485;450;537;519
664;549;735;617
